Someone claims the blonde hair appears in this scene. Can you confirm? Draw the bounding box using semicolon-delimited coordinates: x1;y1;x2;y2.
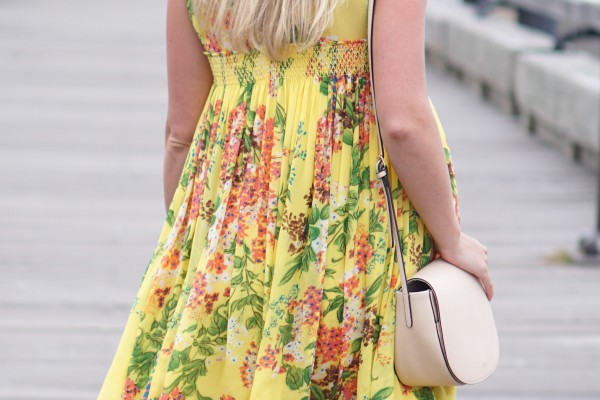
192;0;342;61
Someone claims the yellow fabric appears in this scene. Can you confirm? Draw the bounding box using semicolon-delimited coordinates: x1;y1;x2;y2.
99;1;460;399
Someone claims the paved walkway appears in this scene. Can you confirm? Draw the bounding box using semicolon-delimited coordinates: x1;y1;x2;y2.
1;1;599;399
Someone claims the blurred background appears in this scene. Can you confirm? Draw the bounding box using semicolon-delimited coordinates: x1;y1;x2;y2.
0;0;599;399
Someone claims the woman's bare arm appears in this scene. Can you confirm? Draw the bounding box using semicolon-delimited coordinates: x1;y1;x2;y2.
164;0;213;212
372;0;493;299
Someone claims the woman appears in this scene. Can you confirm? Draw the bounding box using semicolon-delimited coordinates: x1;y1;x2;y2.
99;0;493;399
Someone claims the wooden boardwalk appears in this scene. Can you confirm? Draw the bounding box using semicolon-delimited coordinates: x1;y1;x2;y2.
1;1;599;399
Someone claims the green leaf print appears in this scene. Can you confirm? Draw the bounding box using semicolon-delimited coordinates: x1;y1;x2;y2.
279;260;304;286
195;391;213;400
168;348;190;371
371;387;394;400
320;204;330;219
275;102;287;133
365;273;384;306
333;228;350;254
423;233;433;254
372;315;382;344
359;167;370;192
310;384;327;400
178;359;207;396
344;98;355;122
166;208;175;227
180;168;190;188
343;129;354;146
413;388;435;400
369;207;384;234
409;217;419;235
181;236;193;261
391;186;401;200
350;337;362;353
127;349;154;390
279;317;294;344
196;344;214;356
308;203;321;225
308;225;321;241
279;245;315;285
320;76;331;96
323;295;344;318
303;366;312;384
247;109;256;127
243;130;252;152
285;365;306;390
444;147;451;160
245;316;260;330
348;189;359;211
206;304;228;336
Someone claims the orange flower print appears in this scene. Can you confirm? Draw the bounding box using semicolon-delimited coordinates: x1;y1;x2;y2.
209;99;223;143
160;248;181;271
301;285;322;326
162;341;174;355
121;377;140;400
205;32;221;53
257;343;281;372
349;225;374;273
389;272;398;291
204;292;219;314
189;179;203;221
315;325;344;364
251;233;267;264
313;115;331;203
358;122;370;151
159;387;185;400
220;396;236;400
220;102;246;182
152;287;171;309
342;377;359;399
186;271;208;309
239;341;258;388
341;275;360;297
207;251;226;275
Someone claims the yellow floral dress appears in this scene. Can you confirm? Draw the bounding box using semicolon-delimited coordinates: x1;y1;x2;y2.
98;0;460;399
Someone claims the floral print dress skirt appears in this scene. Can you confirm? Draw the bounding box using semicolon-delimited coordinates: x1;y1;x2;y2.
98;1;460;399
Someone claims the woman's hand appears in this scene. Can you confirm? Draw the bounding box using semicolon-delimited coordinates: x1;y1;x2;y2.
437;232;494;301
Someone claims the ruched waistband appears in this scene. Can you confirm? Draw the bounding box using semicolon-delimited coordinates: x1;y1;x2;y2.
204;39;369;86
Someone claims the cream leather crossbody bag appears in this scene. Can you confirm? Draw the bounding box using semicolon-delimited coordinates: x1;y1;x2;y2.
366;0;500;387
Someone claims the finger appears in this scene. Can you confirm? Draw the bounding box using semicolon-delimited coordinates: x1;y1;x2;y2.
481;274;494;301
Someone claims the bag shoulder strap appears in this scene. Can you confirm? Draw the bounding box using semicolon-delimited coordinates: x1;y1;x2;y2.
367;0;413;327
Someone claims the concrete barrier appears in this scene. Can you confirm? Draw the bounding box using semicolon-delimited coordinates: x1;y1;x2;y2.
425;0;600;171
424;0;475;68
448;16;553;113
514;50;600;168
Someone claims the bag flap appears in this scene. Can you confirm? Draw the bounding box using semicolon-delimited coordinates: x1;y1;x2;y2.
409;258;500;384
